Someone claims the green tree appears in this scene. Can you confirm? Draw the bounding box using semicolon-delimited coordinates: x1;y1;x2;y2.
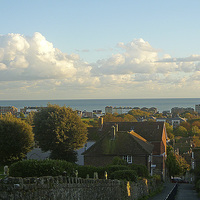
26;111;36;125
166;146;189;178
166;146;181;178
191;126;200;136
33;104;88;162
128;109;150;119
165;123;174;140
0;113;34;164
174;126;188;136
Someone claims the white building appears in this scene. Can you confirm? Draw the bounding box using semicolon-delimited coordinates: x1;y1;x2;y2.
195;104;200;114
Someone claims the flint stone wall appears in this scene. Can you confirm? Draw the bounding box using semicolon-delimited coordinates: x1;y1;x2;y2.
0;176;160;200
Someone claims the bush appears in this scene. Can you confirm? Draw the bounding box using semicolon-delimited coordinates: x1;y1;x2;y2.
74;165;106;179
105;165;129;177
110;170;137;182
9;159;76;177
111;157;128;165
128;164;149;178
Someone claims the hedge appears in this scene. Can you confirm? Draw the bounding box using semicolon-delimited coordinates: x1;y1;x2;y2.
111;170;137;182
9;159;76;177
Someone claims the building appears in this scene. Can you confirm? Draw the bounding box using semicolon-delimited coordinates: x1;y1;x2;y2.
0;106;18;115
156;117;186;129
105;106;113;114
83;121;167;180
171;107;194;116
195;104;200;114
20;106;42;117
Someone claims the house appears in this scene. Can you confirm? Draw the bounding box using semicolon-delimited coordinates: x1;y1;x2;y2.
156;117;186;129
83;125;154;172
83;121;167;181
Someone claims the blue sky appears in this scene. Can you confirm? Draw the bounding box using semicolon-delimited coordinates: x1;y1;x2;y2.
1;0;200;99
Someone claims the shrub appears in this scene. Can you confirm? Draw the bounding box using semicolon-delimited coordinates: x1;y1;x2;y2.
105;165;129;177
9;159;76;177
74;165;106;179
110;170;137;182
111;157;128;165
128;164;149;178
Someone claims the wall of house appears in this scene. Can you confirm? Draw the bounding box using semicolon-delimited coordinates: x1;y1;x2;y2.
0;176;160;200
84;155;149;169
84;155;116;166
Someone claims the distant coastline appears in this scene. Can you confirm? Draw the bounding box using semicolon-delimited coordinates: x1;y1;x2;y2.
0;98;200;113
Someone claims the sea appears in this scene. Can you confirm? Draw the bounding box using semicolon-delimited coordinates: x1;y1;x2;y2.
0;98;200;113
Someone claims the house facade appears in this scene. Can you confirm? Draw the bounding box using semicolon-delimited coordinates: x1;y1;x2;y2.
83;121;168;181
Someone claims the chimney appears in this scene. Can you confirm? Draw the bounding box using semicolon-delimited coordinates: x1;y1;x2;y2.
111;125;116;140
115;124;118;132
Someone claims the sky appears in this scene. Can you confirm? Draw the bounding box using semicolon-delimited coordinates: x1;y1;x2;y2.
1;0;200;100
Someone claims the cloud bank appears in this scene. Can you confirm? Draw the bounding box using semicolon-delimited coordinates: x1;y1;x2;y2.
0;32;200;99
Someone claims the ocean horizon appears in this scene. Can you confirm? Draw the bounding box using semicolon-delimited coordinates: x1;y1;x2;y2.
0;98;200;113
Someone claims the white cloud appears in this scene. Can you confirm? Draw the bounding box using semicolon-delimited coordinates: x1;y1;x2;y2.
1;33;200;99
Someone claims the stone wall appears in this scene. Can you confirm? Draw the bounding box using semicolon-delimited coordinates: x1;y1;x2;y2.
0;176;160;200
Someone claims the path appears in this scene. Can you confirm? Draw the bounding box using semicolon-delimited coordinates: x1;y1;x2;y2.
175;183;199;200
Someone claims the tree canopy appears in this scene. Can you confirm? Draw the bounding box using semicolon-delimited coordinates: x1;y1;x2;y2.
166;146;189;178
0;113;34;164
33;105;88;162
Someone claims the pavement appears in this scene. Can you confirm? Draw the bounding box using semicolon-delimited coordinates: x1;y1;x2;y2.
148;182;176;200
149;183;200;200
176;183;199;200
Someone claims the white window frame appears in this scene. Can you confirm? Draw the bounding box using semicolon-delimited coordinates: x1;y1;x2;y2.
123;155;132;164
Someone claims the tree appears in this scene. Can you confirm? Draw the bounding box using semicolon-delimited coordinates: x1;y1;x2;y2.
166;146;180;178
165;123;174;140
33;104;88;162
166;146;189;178
0;113;34;164
174;126;188;136
191;126;200;136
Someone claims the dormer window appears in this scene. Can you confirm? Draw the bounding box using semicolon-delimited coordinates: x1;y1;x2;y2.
123;155;132;164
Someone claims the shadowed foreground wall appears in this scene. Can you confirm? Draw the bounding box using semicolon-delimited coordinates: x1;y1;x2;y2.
0;176;160;200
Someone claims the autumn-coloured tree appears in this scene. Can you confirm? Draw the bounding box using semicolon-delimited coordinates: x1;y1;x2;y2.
0;113;34;164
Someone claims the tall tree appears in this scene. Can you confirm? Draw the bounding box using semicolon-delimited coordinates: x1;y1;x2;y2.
0;113;34;164
33;104;88;162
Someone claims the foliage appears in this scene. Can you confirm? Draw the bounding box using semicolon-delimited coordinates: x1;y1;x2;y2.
128;164;149;178
26;111;36;125
50;148;77;163
0;113;34;164
128;109;150;120
9;159;76;177
193;136;200;147
103;113;137;122
165;123;174;139
81;118;99;127
166;146;180;177
192;121;200;129
174;126;188;137
75;165;106;179
166;146;189;177
180;122;191;131
191;126;200;136
105;165;129;177
19;112;25;119
33;104;88;162
111;156;128;165
110;170;137;182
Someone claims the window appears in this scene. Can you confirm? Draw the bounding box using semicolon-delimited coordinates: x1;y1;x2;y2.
123;155;132;164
